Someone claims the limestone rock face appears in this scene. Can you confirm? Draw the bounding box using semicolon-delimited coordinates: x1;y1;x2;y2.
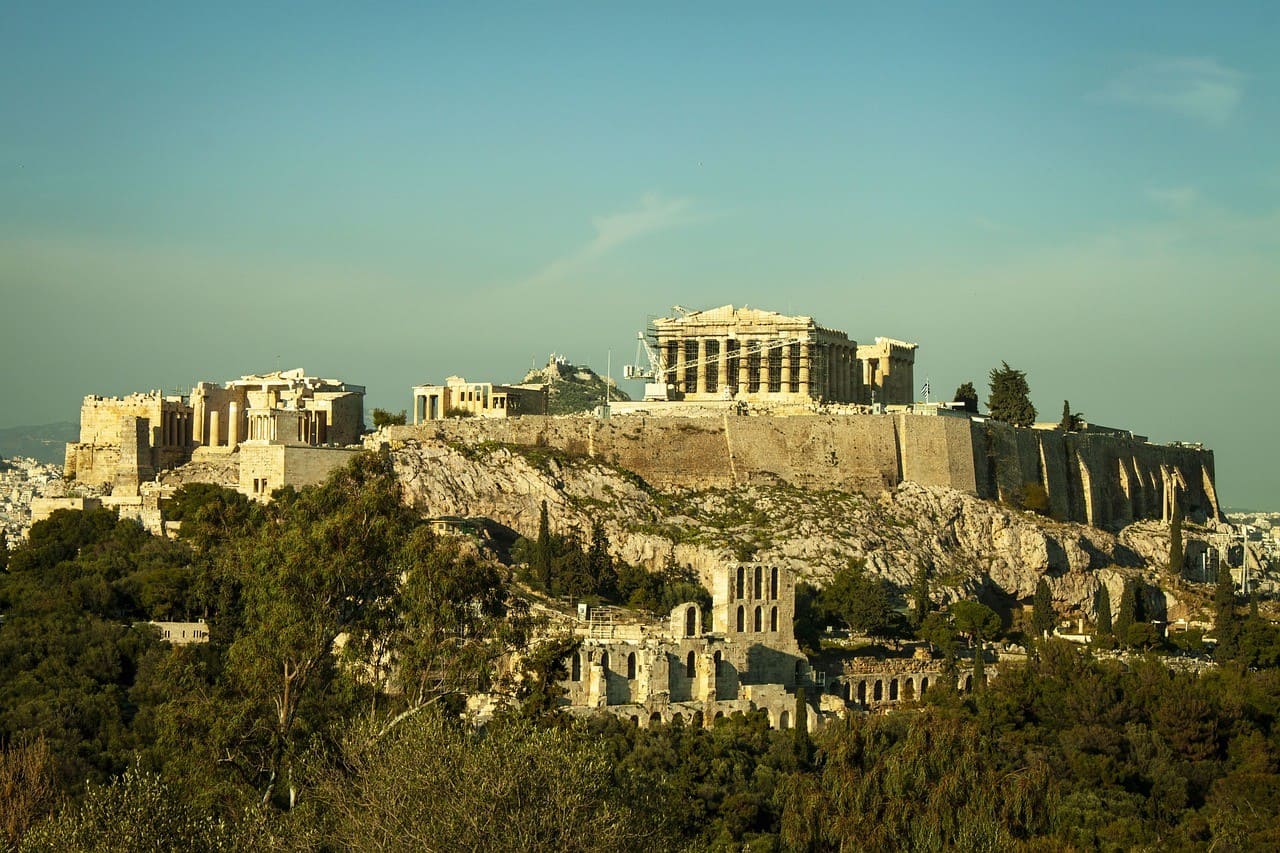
386;437;1179;616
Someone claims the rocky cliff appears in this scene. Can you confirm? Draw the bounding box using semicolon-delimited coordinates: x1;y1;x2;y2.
385;436;1219;621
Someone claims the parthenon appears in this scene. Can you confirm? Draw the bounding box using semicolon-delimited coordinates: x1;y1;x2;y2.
651;305;916;405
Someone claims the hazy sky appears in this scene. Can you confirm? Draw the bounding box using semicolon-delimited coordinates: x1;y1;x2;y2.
2;3;1277;507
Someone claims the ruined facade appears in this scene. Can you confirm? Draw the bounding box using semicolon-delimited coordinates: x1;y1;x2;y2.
560;563;820;729
857;337;918;406
64;369;365;501
412;376;548;422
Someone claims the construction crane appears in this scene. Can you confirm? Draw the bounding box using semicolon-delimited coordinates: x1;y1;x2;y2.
624;328;808;402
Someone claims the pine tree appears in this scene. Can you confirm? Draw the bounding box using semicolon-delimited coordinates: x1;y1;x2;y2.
1032;578;1054;638
987;362;1037;427
536;501;552;591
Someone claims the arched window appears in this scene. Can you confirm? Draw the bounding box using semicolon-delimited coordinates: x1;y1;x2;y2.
889;679;899;701
920;677;929;695
779;710;790;730
685;606;697;637
857;681;866;704
686;651;696;678
713;650;722;677
626;653;636;679
571;653;581;682
736;605;745;632
754;566;763;599
736;566;745;599
600;652;609;673
769;606;778;632
873;680;883;701
753;606;762;632
964;675;973;692
770;567;778;600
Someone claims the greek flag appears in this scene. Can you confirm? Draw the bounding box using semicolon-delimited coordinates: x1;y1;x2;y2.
921;380;930;397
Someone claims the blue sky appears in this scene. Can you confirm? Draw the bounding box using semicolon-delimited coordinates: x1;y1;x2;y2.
2;3;1277;507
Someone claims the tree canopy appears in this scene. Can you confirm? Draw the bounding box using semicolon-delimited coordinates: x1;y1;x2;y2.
987;361;1037;427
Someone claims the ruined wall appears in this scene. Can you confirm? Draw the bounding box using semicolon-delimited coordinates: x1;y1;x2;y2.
384;414;1220;529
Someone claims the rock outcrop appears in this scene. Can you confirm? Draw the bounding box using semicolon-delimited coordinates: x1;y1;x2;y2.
386;437;1207;618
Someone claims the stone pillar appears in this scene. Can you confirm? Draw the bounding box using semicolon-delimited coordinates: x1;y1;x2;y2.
675;339;688;396
227;402;240;446
716;336;729;393
798;342;811;398
781;344;792;395
193;398;205;444
696;337;708;395
209;411;221;447
758;343;770;395
737;340;751;394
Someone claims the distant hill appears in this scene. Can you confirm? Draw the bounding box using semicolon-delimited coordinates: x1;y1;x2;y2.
518;358;631;415
0;422;77;465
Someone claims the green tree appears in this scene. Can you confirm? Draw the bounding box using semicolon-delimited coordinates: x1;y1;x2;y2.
1059;400;1083;431
370;408;407;428
918;611;960;659
823;561;896;641
952;600;1000;648
953;382;979;413
794;687;813;766
1113;580;1136;642
987;361;1037;427
535;500;552;592
1032;577;1055;637
1213;566;1239;660
588;520;617;599
1095;583;1113;646
909;564;930;629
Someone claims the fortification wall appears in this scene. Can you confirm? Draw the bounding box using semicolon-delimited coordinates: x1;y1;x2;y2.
384;414;1220;529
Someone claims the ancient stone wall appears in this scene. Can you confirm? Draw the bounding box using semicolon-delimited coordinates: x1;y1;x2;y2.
385;413;1220;529
238;444;361;501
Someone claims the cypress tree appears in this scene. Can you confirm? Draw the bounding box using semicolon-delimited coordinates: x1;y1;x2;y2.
1113;580;1136;643
987;362;1037;427
588;519;617;599
1032;577;1054;637
910;564;930;629
973;646;986;690
794;686;813;765
1060;400;1073;431
1213;567;1238;660
1095;584;1113;641
536;500;552;591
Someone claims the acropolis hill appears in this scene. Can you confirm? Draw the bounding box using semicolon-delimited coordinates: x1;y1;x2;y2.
48;304;1219;537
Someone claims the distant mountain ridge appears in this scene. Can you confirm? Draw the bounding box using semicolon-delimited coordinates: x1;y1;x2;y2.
0;422;77;465
518;358;631;415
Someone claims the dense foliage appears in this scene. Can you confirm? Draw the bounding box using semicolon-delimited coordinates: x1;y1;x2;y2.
5;452;1280;851
987;361;1037;427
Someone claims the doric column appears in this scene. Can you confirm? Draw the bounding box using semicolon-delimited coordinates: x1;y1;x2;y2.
228;402;240;446
798;342;811;398
193;399;205;444
696;337;708;395
716;336;729;393
738;340;751;394
781;344;792;394
209;411;221;447
758;343;770;395
675;338;688;395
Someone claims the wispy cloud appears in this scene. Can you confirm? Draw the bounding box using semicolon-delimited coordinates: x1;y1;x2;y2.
1145;185;1200;214
522;192;702;288
1096;57;1245;125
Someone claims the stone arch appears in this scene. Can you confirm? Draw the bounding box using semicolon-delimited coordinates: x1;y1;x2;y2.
771;567;779;600
857;681;867;704
736;605;745;632
770;606;778;632
903;678;915;702
649;712;662;726
713;650;723;677
754;566;763;599
671;712;685;726
629;715;639;726
686;651;696;678
626;652;637;680
779;710;791;730
714;711;724;722
691;711;704;729
920;676;929;695
873;680;883;701
571;653;581;682
736;566;745;599
889;679;899;701
600;651;609;673
685;606;697;637
754;606;762;632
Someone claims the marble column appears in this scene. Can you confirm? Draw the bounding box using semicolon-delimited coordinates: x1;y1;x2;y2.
781;344;792;394
228;402;240;446
701;335;711;394
798;342;811;398
737;340;750;394
209;411;221;447
758;343;770;394
716;337;729;393
675;340;688;395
